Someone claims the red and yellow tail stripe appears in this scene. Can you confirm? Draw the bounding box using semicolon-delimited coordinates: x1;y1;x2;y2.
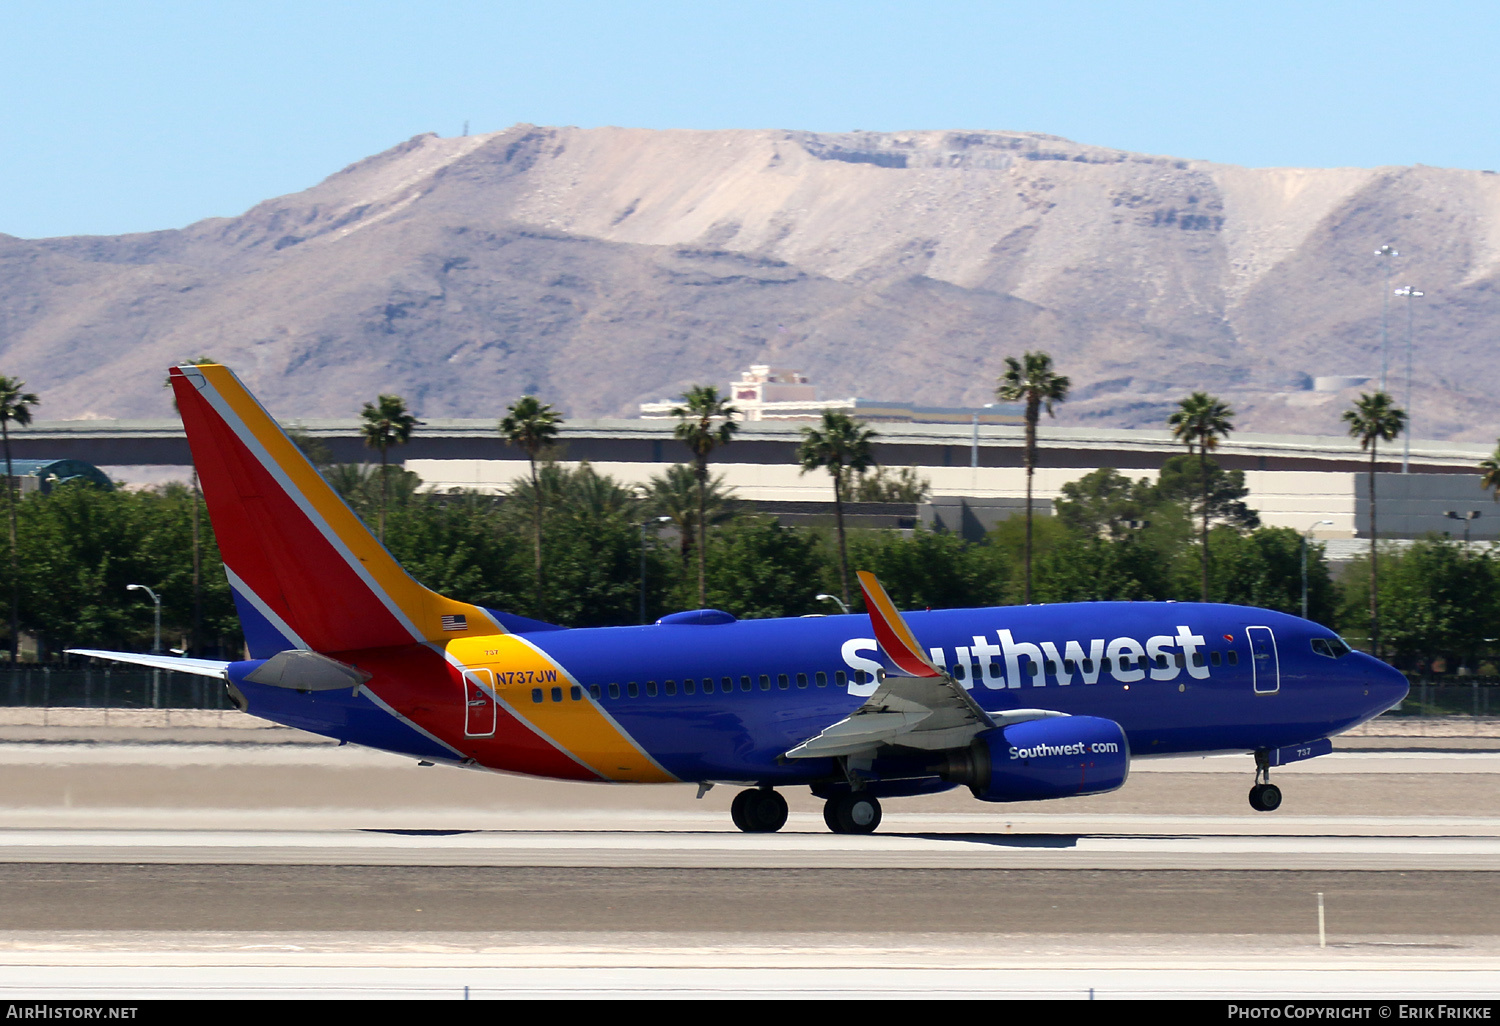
170;362;503;654
857;570;941;678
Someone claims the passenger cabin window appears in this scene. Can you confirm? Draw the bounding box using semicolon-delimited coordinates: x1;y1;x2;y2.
759;675;771;691
627;682;639;698
816;672;828;687
1227;651;1239;665
740;676;752;692
953;663;966;681
531;688;543;703
1210;652;1222;667
570;685;581;701
664;680;677;696
684;679;696;695
551;686;563;703
589;685;601;699
836;671;847;687
777;674;789;690
608;683;620;699
646;681;658;697
797;673;809;689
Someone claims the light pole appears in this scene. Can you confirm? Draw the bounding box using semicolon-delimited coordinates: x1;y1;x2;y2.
639;516;671;624
1393;285;1423;472
126;584;161;708
1376;245;1399;392
1302;521;1334;620
1444;510;1481;546
816;593;849;615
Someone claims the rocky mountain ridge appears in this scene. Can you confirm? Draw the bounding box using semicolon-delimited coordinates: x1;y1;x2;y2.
2;125;1496;441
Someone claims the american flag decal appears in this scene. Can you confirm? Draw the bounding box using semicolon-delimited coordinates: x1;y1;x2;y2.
441;614;468;631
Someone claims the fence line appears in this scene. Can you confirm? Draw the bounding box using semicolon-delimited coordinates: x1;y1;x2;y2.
0;668;231;710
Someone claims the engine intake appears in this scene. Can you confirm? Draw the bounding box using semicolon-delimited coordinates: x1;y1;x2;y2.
938;715;1130;802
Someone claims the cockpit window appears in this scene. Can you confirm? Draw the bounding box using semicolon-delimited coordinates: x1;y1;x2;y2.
1310;636;1353;659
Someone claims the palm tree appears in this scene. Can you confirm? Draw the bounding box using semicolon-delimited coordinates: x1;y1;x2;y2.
644;464;733;565
1343;391;1407;657
671;386;738;609
1481;442;1500;502
359;394;420;544
797;410;877;610
0;377;39;665
500;395;563;619
1167;391;1236;602
996;352;1070;603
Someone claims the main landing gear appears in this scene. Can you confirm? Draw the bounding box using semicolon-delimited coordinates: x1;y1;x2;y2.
727;787;885;834
1249;749;1282;812
823;792;882;835
730;787;788;833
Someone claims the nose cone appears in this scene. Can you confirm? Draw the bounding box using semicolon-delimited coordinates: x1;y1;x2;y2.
1362;653;1410;715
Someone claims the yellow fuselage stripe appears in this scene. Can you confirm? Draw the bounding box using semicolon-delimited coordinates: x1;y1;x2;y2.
446;636;676;783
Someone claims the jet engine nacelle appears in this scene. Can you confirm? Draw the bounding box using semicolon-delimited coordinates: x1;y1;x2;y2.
940;715;1130;802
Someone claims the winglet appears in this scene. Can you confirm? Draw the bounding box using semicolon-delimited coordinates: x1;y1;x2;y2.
856;571;941;678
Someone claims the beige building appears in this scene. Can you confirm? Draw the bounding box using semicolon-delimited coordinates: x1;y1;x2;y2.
639;365;1025;426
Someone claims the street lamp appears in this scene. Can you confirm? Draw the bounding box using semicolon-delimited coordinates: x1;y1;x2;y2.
1376;245;1399;392
126;584;161;654
1302;521;1334;620
816;593;849;615
126;584;161;709
639;516;672;624
1444;510;1481;546
1386;282;1422;471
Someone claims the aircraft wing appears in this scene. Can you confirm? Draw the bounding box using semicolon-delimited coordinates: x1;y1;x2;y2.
786;572;1063;759
66;649;230;678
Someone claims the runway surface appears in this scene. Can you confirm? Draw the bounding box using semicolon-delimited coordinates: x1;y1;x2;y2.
0;735;1496;996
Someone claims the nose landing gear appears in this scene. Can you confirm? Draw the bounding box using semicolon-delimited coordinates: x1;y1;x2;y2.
1249;749;1282;812
730;787;788;832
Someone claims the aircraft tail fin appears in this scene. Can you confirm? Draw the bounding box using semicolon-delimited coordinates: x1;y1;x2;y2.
168;363;505;657
856;570;942;678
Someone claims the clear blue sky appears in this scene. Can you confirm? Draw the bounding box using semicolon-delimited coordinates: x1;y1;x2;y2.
4;0;1497;239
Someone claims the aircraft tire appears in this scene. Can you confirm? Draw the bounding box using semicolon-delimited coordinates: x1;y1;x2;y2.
732;788;787;833
825;793;882;835
1248;783;1283;812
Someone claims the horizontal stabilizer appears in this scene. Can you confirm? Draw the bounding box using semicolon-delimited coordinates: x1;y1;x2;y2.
66;649;230;679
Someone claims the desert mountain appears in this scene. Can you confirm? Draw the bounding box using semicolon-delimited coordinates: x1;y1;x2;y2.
2;125;1497;440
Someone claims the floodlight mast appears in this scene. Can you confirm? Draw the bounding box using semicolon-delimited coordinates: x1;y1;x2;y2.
1376;245;1399;393
1393;285;1423;473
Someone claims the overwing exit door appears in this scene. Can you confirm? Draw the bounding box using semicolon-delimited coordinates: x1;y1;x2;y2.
1247;626;1279;694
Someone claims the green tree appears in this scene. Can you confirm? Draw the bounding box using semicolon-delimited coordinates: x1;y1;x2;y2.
796;410;877;609
1054;467;1153;541
845;528;1010;611
1343;391;1407;657
499;395;563;618
1152;454;1259;533
643;464;734;565
996;352;1070;604
1167;391;1236;602
360;394;420;545
700;517;828;619
671;386;738;609
850;466;930;503
1202;527;1335;623
0;377;39;663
